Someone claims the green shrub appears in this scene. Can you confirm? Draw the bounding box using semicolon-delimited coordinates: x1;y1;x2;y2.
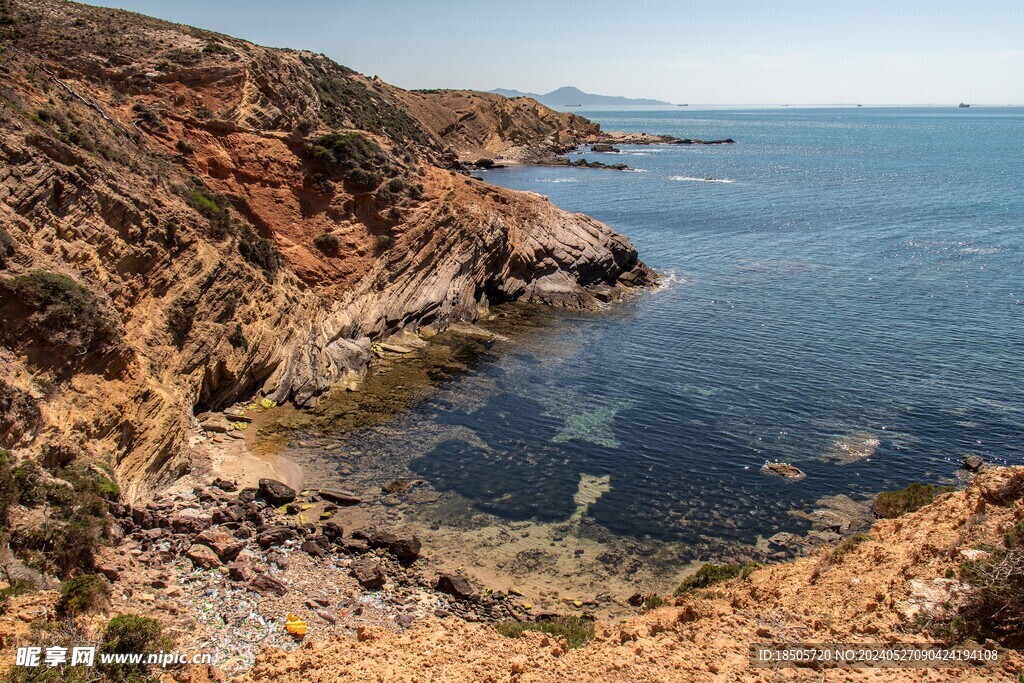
314;232;341;256
873;482;952;519
0;227;16;268
237;228;281;278
0;271;120;354
201;42;232;55
675;562;747;594
167;298;196;346
311;132;386;173
0;578;34;615
495;615;595;649
99;614;170;682
375;235;394;252
175;138;193;155
227;324;247;350
131;103;160;127
641;594;666;611
58;574;111;616
957;547;1024;647
832;532;873;559
186;187;230;235
345;167;382;189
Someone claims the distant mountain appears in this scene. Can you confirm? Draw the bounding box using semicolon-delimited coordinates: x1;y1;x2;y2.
489;86;671;107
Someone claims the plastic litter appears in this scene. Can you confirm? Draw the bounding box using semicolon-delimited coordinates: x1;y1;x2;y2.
285;613;307;637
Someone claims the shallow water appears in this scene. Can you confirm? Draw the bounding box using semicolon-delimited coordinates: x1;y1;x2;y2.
293;107;1024;576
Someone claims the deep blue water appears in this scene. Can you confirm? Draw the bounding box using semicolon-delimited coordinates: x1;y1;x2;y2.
337;108;1024;557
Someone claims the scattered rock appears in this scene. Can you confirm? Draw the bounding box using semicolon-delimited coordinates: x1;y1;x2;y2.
258;479;296;506
352;529;421;564
319;489;361;506
436;573;475;600
250;574;288;597
768;532;801;547
186;543;222;569
963;454;984;472
322;522;344;541
301;539;326;558
350;558;386;589
211;477;238;492
256;526;297;548
590;143;620;153
195;527;245;561
170;509;213;534
199;413;230;433
317;608;339;624
761;462;806;480
227;561;252;581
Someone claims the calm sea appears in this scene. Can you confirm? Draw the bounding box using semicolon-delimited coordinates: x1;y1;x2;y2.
320;107;1024;558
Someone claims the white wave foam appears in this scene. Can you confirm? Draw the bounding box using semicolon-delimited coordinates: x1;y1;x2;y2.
669;175;736;183
539;178;578;183
653;270;687;291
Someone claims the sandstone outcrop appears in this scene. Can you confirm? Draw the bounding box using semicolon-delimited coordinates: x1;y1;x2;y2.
0;0;653;500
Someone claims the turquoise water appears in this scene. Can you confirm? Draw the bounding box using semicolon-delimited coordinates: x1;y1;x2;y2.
335;107;1024;557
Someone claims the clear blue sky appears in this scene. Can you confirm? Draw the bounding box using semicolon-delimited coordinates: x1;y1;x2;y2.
80;0;1024;105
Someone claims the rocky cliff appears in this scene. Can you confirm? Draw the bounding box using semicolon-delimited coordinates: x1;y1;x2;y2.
0;0;652;499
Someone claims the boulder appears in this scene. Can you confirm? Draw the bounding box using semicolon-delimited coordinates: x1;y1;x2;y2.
258;479;296;506
963;454;984;472
194;528;244;561
170;509;213;534
350;558;386;589
352;529;421;564
211;477;238;491
591;143;620;153
301;539;326;558
199;413;230;433
212;504;245;525
186;544;222;570
321;521;344;541
319;489;361;506
761;462;806;480
227;561;252;581
436;573;475;600
250;574;288;597
256;526;298;548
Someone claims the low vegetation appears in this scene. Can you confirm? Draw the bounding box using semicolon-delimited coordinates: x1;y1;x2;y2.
832;532;873;559
167;297;196;346
0;450;116;579
675;561;759;594
237;227;281;279
495;615;595;649
953;522;1024;647
98;615;172;683
184;184;230;238
0;270;121;356
0;227;15;268
872;482;953;518
57;573;111;616
375;234;395;252
300;55;425;142
314;232;341;256
227;324;248;350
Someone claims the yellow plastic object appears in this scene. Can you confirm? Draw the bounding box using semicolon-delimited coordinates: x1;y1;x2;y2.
259;398;276;409
285;613;307;637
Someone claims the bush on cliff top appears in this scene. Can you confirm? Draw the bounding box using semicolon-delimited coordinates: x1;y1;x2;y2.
675;561;758;594
98;614;172;682
495;615;595;649
872;482;952;519
952;522;1024;647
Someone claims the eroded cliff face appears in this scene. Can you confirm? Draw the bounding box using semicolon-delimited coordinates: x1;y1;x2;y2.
0;0;652;498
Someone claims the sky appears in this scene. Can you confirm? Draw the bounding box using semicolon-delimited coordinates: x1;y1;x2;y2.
79;0;1024;105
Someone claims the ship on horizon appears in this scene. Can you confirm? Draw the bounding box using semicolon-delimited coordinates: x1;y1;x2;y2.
959;102;970;108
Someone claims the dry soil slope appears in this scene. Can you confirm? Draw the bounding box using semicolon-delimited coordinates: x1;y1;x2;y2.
246;467;1024;682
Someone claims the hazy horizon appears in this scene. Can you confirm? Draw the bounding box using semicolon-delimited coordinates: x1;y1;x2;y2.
78;0;1024;106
